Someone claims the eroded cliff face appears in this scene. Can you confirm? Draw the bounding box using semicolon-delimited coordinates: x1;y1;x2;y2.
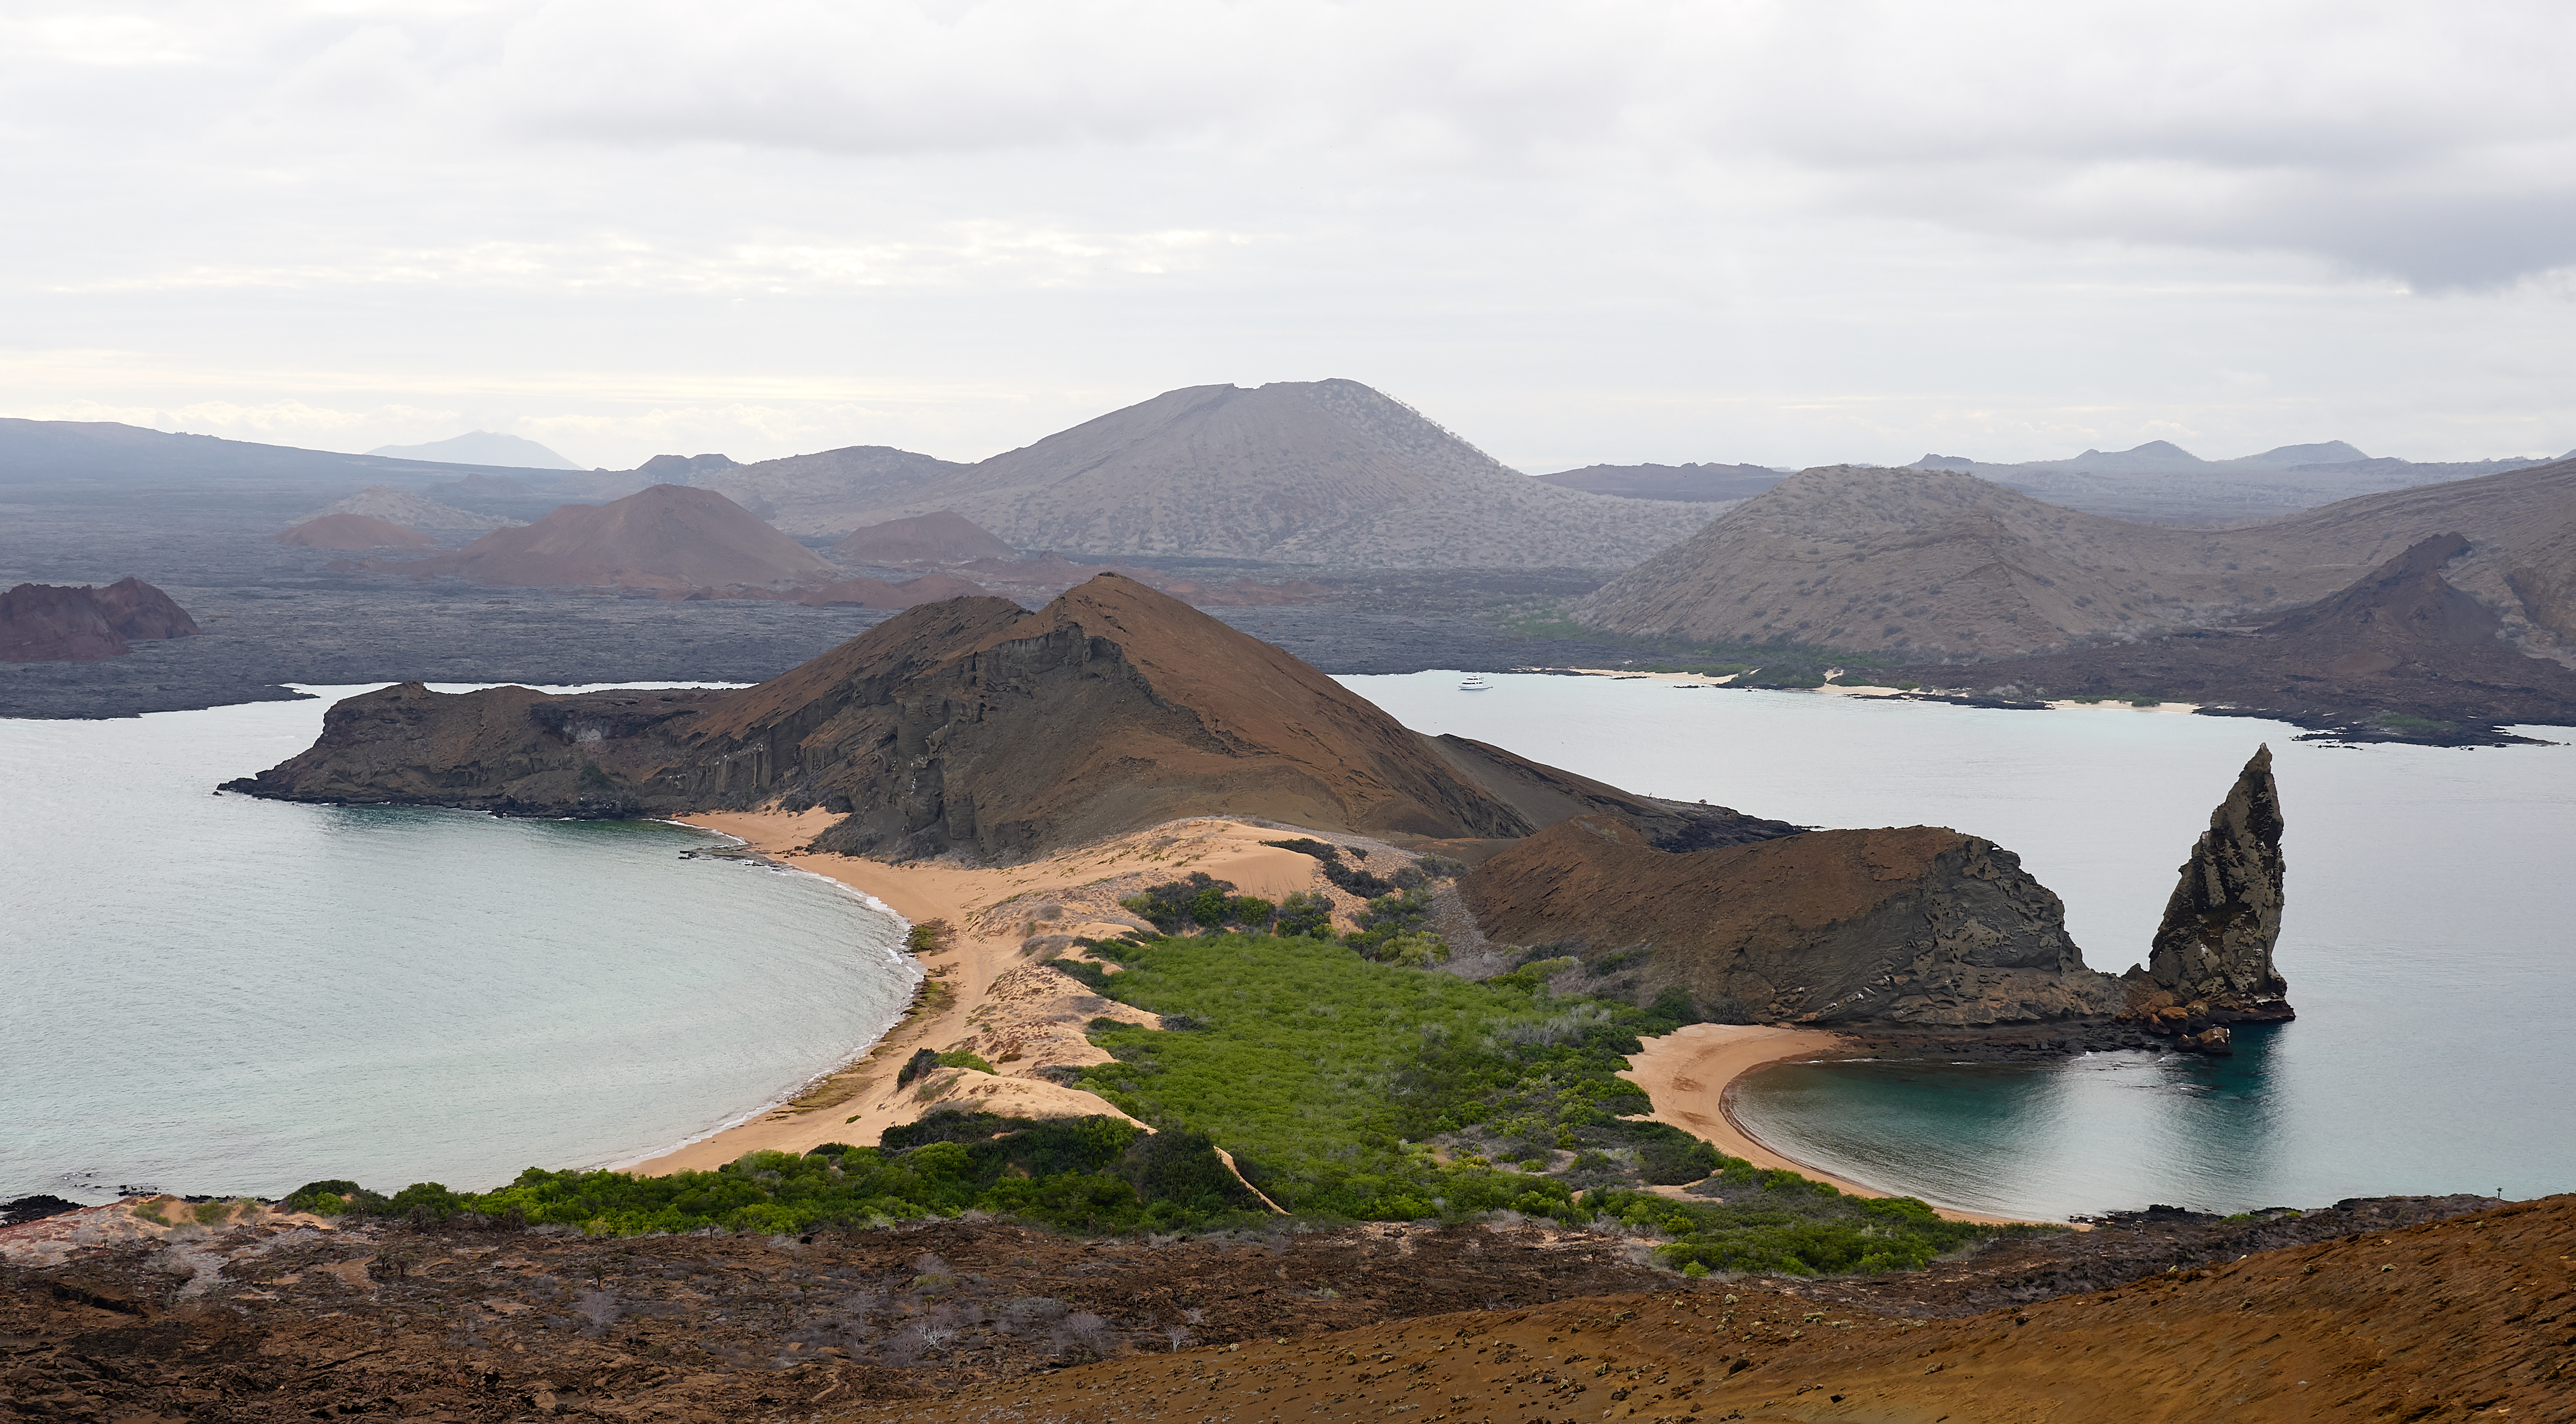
2127;745;2292;1039
1461;814;2124;1029
223;576;1791;864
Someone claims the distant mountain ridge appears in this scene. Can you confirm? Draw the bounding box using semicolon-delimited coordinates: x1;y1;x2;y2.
0;419;581;490
1912;439;2574;524
1533;462;1787;503
365;431;580;470
700;381;1723;569
1576;456;2576;661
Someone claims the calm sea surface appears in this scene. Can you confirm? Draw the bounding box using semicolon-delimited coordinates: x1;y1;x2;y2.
1344;673;2576;1219
0;686;916;1205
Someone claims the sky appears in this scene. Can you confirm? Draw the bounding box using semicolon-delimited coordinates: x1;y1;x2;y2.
4;1;2573;473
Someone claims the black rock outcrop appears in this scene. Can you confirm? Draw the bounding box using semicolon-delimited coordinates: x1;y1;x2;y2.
2127;745;2292;1033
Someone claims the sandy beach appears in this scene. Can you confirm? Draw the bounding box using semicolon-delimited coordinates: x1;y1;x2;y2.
1620;1022;2043;1226
632;810;2049;1225
629;811;1382;1174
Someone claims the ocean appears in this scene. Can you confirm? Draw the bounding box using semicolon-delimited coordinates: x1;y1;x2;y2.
0;686;917;1206
9;672;2569;1220
1344;672;2576;1219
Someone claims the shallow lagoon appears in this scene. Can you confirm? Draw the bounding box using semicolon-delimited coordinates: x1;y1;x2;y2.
1344;673;2576;1218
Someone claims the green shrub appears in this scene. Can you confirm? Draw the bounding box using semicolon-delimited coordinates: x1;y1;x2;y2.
1123;873;1276;934
1272;891;1336;938
284;1179;374;1215
935;1050;997;1074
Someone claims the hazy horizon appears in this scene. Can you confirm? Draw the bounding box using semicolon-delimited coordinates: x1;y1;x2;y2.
6;3;2573;472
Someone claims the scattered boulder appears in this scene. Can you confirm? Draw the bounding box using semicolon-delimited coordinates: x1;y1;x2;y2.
0;578;199;661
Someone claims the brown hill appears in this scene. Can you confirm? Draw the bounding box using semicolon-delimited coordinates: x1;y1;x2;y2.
395;483;831;590
276;511;435;549
1535;460;1786;502
798;571;993;608
705;381;1721;568
1463;812;2122;1028
224;576;1791;861
1898;533;2576;737
831;511;1016;564
0;578;199;661
1577;456;2576;662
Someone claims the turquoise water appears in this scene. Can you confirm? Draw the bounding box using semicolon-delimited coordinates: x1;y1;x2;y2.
0;686;917;1205
1343;673;2576;1218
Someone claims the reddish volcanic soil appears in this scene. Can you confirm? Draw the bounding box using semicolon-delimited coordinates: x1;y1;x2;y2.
0;577;199;661
831;511;1017;564
892;1197;2576;1424
10;1196;2555;1422
277;512;436;549
399;484;831;590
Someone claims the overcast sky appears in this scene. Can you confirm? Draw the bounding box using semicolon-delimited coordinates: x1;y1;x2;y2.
5;1;2573;471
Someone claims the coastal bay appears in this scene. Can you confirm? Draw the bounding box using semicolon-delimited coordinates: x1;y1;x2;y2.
1351;671;2576;1216
0;687;918;1205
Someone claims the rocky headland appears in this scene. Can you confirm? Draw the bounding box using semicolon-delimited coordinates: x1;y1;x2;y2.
223;575;1790;861
1459;746;2293;1056
0;578;200;662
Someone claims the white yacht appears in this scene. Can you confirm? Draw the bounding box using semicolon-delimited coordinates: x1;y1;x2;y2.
1458;673;1491;691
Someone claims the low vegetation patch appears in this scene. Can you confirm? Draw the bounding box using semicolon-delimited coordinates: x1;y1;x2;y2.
284;1113;1265;1237
1071;931;2019;1272
278;930;2019;1274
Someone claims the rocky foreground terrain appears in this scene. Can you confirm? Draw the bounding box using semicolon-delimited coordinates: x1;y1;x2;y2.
2;1191;2553;1422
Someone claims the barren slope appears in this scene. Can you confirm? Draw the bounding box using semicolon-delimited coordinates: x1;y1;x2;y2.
714;381;1721;568
395;483;831;590
225;576;1786;861
276;512;435;549
705;444;968;529
0;578;200;661
830;510;1016;564
1463;812;2122;1028
1897;533;2576;736
1579;457;2576;660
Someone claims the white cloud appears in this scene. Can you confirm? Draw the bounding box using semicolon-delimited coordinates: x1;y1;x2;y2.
2;1;2574;468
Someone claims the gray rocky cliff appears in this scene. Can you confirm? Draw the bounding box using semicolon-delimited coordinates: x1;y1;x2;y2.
2130;744;2292;1028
